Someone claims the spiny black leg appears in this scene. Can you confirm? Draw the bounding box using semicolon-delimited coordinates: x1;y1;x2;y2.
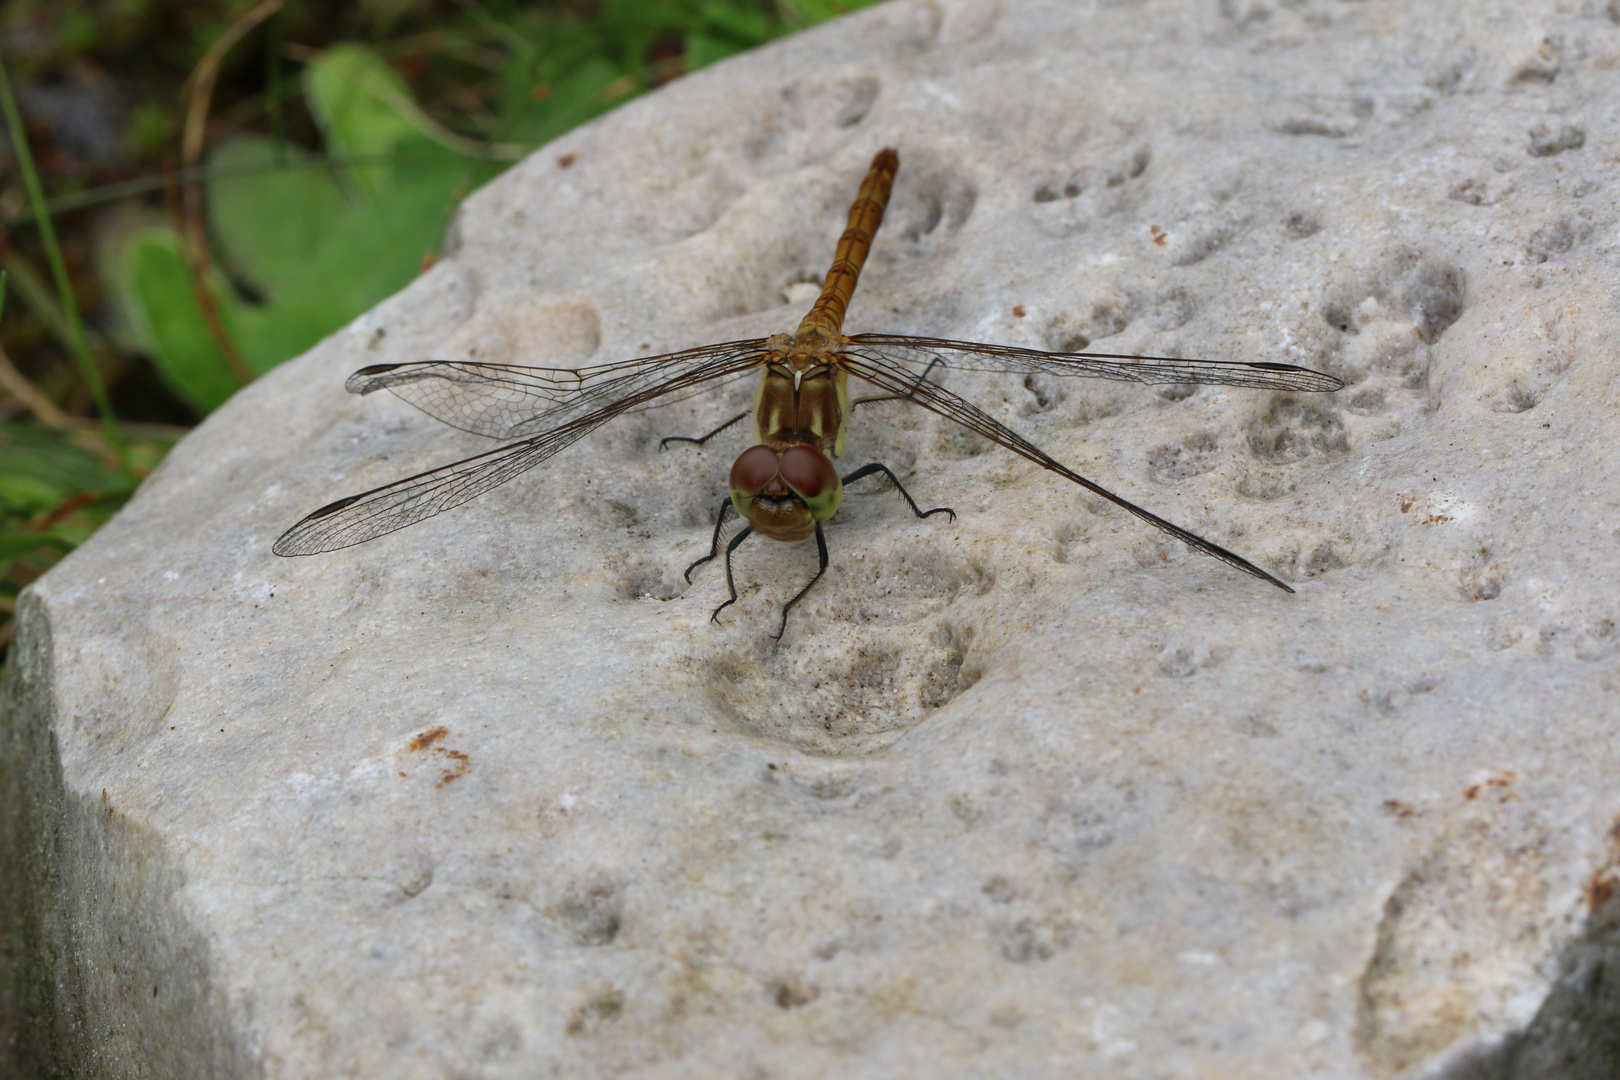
685;497;738;583
772;521;830;641
660;411;749;451
852;356;945;409
711;523;755;624
841;463;956;523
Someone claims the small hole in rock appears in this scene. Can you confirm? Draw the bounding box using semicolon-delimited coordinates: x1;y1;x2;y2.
1304;544;1347;576
1248;399;1348;464
834;77;880;128
901;196;944;240
1525;219;1583;264
1497;384;1541;414
1283;211;1321;239
1527;123;1584;157
770;979;818;1009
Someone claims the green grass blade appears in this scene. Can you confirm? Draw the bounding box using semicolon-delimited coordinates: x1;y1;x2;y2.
0;51;130;469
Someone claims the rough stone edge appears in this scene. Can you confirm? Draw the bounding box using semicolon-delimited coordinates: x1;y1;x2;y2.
0;585;257;1078
1437;880;1620;1080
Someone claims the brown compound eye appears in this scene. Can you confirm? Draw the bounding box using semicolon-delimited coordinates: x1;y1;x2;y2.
778;446;837;499
729;444;781;496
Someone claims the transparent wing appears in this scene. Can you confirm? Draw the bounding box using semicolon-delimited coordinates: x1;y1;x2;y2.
844;334;1342;392
346;338;772;439
838;349;1293;592
275;348;764;556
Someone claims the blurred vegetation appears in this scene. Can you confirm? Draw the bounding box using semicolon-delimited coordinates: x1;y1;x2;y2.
0;0;874;651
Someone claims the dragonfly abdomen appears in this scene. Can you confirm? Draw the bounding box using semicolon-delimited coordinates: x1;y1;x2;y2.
796;148;898;337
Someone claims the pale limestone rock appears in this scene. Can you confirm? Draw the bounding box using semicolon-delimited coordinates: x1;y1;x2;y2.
6;0;1620;1077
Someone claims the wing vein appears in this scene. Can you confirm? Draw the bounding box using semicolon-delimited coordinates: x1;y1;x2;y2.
838;349;1294;591
274;349;764;555
845;335;1342;392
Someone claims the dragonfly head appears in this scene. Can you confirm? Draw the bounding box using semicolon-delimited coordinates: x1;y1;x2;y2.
729;444;842;542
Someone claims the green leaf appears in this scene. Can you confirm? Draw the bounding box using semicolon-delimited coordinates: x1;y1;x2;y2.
207;136;346;302
303;45;422;197
502;55;633;147
233;152;472;369
0;424;130;514
121;228;244;414
686;32;749;69
122;137;480;415
0;532;76;558
781;0;857;24
696;1;771;49
0;474;69;514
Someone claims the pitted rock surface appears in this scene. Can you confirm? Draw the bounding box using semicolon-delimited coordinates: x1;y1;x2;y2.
5;1;1620;1077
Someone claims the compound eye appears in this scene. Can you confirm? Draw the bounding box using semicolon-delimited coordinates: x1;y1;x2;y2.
729;444;781;496
778;446;838;500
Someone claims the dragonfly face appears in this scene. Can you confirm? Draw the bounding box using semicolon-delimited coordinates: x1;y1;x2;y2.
729;443;842;543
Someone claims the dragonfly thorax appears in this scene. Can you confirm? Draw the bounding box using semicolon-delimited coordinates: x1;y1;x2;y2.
754;332;850;459
729;443;842;543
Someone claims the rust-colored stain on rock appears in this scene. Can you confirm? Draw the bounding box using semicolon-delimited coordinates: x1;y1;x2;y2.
436;749;471;788
409;726;449;752
1463;771;1515;801
403;726;472;787
1587;871;1616;911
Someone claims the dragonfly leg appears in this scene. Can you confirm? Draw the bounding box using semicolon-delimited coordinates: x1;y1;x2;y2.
842;463;956;522
685;497;739;583
772;521;830;641
711;523;756;624
851;356;945;409
660;411;749;451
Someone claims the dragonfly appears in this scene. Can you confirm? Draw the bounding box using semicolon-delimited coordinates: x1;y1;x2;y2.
274;148;1342;637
